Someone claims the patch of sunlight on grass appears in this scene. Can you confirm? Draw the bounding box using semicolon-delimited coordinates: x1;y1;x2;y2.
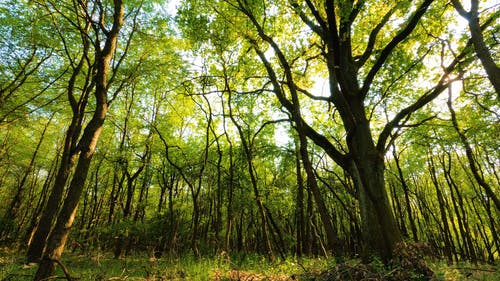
430;261;499;281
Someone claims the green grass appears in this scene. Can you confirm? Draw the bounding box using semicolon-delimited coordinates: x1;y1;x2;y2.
1;250;222;280
0;249;327;281
0;248;498;281
430;261;499;281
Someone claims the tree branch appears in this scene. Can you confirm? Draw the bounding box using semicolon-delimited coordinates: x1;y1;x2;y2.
356;4;398;67
361;0;434;98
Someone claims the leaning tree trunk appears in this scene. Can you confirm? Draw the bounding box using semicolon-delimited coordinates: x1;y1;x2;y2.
34;115;105;280
26;9;94;263
33;1;124;280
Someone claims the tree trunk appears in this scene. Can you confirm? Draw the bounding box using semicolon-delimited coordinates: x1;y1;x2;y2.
26;141;78;263
447;87;500;213
27;12;93;263
23;147;59;247
35;112;106;280
294;139;305;257
297;131;338;255
452;0;500;98
428;153;455;263
342;109;401;262
392;146;419;241
223;125;235;254
349;156;401;263
33;1;124;279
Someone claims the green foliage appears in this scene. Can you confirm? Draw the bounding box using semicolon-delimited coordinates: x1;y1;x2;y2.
0;0;499;277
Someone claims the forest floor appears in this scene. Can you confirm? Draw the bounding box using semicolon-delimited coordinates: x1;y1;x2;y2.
0;247;498;281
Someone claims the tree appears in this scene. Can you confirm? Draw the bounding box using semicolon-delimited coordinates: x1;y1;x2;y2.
0;0;60;125
26;1;94;262
451;0;500;99
177;0;483;262
446;85;500;212
0;114;54;242
34;0;126;279
0;0;498;270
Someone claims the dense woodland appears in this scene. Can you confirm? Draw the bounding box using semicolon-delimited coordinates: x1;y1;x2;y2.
0;0;499;280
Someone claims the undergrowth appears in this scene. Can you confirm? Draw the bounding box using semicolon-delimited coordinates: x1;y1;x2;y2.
0;247;497;280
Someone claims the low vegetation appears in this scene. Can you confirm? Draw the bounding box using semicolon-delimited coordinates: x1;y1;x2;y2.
1;0;499;280
1;247;498;281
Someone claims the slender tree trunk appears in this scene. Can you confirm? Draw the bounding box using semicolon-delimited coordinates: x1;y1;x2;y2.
447;87;500;212
304;185;314;255
218;91;235;254
224;127;234;254
484;197;500;262
392;146;419;241
23;144;60;247
107;168;124;224
442;152;476;261
428;153;455;263
232;125;273;259
390;180;407;238
114;164;144;258
294;139;305;257
213;133;223;250
27;137;79;263
297;130;338;255
224;72;274;261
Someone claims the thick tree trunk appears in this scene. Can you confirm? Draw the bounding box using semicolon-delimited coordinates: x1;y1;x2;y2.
339;99;401;263
349;155;401;263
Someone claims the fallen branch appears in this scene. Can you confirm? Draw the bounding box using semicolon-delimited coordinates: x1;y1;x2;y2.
53;259;73;281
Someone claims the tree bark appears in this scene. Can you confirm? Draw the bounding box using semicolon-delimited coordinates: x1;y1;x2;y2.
33;1;124;279
451;0;500;98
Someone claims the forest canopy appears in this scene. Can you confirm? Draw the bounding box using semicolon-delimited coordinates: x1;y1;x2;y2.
0;0;499;280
